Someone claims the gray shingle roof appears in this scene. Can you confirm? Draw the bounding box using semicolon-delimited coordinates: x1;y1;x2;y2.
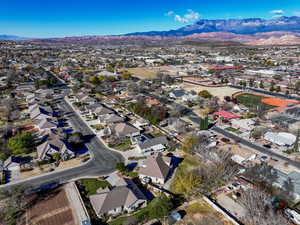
137;136;168;150
90;178;146;215
139;153;171;181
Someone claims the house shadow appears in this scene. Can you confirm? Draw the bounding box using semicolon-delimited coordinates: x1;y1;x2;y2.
133;177;155;200
166;155;183;182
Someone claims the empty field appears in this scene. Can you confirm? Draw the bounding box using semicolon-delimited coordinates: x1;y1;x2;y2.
125;67;157;79
183;84;240;99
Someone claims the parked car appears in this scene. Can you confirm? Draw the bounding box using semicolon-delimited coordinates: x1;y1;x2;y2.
228;182;241;191
263;144;272;149
142;177;151;184
221;137;230;143
260;155;269;162
284;208;300;225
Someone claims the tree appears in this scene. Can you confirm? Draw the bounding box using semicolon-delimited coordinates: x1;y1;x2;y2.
68;132;84;146
276;86;281;93
292;129;300;153
199;116;209;130
295;81;300;92
198;90;212;99
240;189;289;225
115;162;126;173
53;153;61;162
195;150;239;195
8;132;35;155
249;78;255;87
259;80;265;89
147;195;173;219
251;127;266;140
0;186;32;225
171;167;201;198
182;135;198;154
121;71;132;80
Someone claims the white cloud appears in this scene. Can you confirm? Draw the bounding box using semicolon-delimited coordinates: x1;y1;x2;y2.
168;9;201;23
165;11;174;17
270;10;285;14
175;15;188;23
185;9;200;20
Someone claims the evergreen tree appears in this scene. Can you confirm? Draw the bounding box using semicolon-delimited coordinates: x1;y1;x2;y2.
293;129;300;153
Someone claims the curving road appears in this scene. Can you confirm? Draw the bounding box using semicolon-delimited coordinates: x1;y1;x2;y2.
0;98;124;191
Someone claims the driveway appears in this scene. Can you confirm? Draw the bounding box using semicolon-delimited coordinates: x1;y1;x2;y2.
217;193;246;219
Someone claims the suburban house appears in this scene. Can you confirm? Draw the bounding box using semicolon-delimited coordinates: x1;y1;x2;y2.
86;103;114;117
215;110;240;122
264;132;296;147
230;118;255;132
29;105;53;121
139;153;172;184
136;136;169;155
109;122;140;137
36;135;74;160
160;117;188;134
132;118;150;130
90;178;147;217
35;117;59;131
99;114;125;124
169;90;186;99
3;156;22;171
75;93;96;104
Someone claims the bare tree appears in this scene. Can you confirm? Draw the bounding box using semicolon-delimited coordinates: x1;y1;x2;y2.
240;189;289;225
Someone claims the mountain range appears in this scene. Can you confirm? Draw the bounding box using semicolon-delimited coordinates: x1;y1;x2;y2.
0;35;31;41
2;16;300;45
126;16;300;36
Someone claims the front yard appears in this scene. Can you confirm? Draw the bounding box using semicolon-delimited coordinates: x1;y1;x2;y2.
80;178;111;196
108;138;132;151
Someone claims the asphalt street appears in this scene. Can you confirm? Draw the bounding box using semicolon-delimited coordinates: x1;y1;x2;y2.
212;126;300;169
0;98;124;191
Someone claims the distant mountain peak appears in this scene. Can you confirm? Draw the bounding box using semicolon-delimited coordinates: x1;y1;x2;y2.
126;16;300;37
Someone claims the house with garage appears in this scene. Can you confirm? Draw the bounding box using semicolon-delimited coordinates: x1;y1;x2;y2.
109;122;140;138
136;136;169;155
36;135;74;160
29;105;53;122
98;114;125;125
86;103;114;117
139;153;172;184
35;117;59;131
230;118;255;132
89;178;147;217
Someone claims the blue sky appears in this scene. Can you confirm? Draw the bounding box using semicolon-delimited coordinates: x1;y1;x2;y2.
1;0;299;38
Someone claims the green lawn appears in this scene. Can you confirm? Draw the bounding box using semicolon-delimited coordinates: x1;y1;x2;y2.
81;178;111;196
226;127;242;134
236;93;275;111
108;138;131;151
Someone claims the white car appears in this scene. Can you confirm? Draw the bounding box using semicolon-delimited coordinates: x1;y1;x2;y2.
227;182;241;191
260;155;269;162
285;208;300;225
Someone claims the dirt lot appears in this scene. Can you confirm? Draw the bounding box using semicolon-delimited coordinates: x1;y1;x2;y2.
178;199;235;225
124;67;158;79
183;84;240;99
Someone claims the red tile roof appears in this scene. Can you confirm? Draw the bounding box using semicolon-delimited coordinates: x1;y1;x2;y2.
215;110;240;120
